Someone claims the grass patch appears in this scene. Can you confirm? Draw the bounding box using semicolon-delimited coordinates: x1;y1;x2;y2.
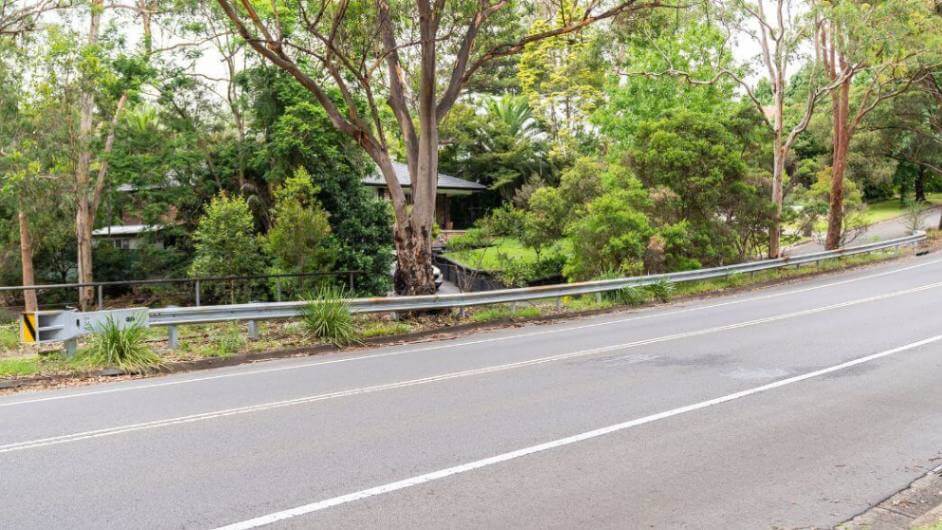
472;305;541;323
209;323;246;357
0;356;41;377
358;321;413;339
563;295;615;312
301;287;358;347
861;193;942;225
81;316;161;373
0;323;19;352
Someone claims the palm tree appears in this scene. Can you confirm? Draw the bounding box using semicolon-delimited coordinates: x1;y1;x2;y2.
479;96;548;200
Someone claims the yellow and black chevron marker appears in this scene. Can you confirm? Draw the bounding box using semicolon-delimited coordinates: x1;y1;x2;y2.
21;313;37;343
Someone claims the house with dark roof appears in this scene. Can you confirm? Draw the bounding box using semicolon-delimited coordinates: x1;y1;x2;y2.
361;162;486;230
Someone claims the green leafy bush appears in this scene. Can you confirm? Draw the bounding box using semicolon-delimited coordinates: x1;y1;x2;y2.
564;190;653;280
493;252;565;287
522;186;569;252
83;316;161;372
188;193;267;302
448;228;491;251
301;287;358;347
264;168;337;298
479;203;527;238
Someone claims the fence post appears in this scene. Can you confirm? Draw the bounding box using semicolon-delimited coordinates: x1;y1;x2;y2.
348;271;355;292
195;280;201;307
97;285;104;310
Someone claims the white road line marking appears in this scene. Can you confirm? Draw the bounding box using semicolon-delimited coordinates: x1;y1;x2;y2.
1;257;938;409
214;334;942;530
2;279;940;454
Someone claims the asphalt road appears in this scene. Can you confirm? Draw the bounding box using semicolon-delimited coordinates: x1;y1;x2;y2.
2;254;942;529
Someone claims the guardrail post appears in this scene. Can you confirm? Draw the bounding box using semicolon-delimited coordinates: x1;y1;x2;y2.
556;297;561;311
511;302;517;315
64;338;77;357
348;271;355;292
247;302;259;340
195;280;201;307
166;305;179;349
596;292;602;304
168;325;178;350
97;285;104;310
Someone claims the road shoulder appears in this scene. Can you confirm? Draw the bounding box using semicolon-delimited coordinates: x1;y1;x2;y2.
841;466;942;529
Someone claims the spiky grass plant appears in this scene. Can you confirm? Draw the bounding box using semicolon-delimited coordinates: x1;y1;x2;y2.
646;279;675;303
84;316;161;372
301;286;358;347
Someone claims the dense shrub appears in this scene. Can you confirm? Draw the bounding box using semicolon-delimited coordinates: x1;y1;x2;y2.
447;228;491;251
478;203;527;238
264;168;337;297
522;186;569;252
564;190;653;280
629;110;774;264
188;194;267;302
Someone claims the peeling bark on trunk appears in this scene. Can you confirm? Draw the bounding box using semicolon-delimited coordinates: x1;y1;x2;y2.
17;202;37;312
825;77;851;250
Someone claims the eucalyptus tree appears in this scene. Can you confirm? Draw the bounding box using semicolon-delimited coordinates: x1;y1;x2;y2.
815;0;941;249
214;0;667;295
717;0;852;257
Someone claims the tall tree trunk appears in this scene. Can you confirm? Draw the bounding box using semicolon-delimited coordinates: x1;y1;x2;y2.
769;147;785;258
17;201;37;312
75;0;103;310
914;166;926;202
825;77;851;250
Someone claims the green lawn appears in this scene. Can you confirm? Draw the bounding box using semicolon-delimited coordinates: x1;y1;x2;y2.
444;238;545;271
861;193;942;225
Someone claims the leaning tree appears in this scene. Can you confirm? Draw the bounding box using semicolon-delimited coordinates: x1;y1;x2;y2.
215;0;664;294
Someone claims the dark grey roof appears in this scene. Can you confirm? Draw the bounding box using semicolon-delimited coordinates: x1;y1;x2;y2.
362;161;486;191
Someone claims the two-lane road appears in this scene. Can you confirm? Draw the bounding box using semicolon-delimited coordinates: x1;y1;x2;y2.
2;255;942;529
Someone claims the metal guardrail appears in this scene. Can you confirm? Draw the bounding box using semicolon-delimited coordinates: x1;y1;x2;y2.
22;231;928;352
1;270;364;310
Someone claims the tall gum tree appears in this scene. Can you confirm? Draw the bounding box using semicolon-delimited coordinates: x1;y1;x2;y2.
816;0;941;249
723;0;851;257
214;0;665;295
0;1;67;311
635;0;851;257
